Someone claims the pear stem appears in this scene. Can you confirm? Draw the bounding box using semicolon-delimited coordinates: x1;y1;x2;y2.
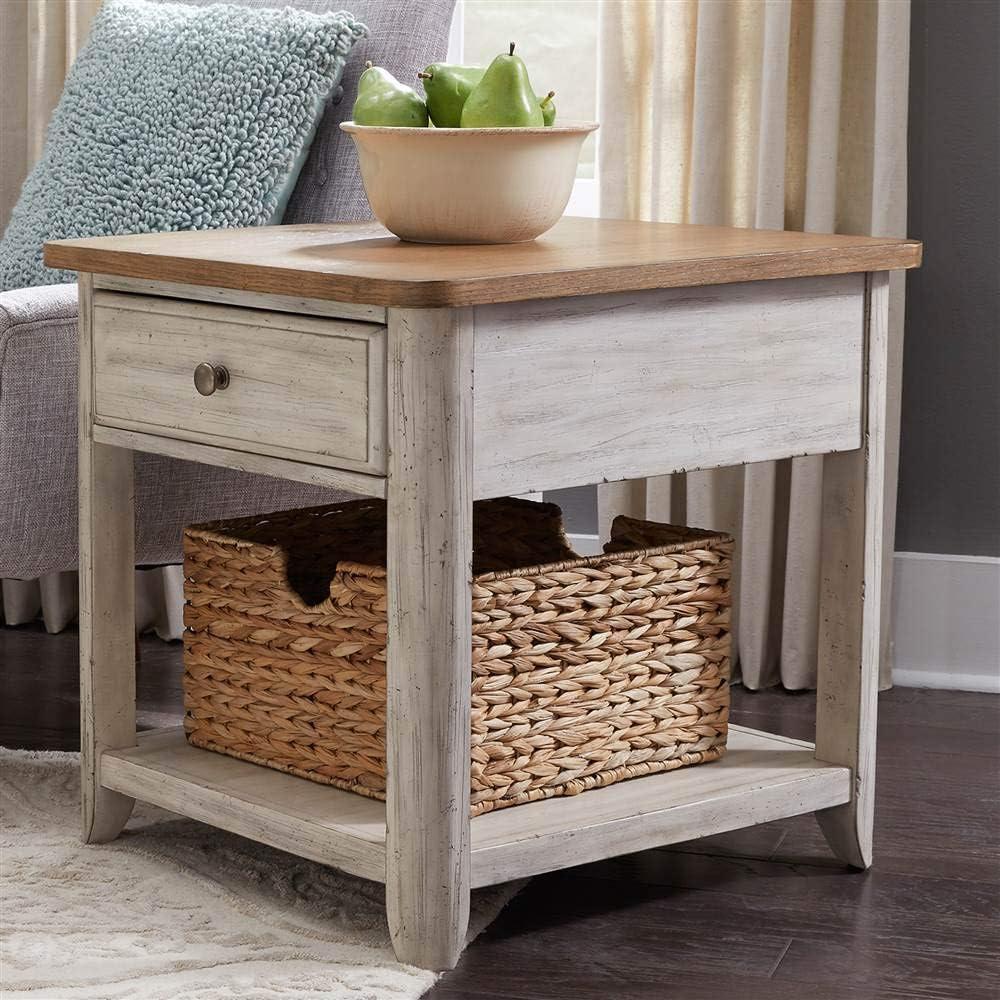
509;42;515;56
540;90;555;107
417;71;432;79
364;60;373;69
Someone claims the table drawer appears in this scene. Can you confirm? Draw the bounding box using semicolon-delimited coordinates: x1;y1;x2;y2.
92;291;386;473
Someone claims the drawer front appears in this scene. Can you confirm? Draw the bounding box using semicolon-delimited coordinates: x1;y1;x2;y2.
473;273;866;497
93;292;386;472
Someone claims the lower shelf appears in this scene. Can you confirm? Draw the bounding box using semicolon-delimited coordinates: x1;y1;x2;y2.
472;726;851;885
101;725;852;888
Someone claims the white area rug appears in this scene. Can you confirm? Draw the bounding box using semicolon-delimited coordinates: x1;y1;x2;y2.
1;749;519;999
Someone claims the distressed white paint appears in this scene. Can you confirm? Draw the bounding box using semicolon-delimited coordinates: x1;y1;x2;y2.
384;306;474;971
92;425;384;499
470;726;851;887
72;259;902;970
78;273;137;843
814;271;889;869
93;274;386;323
96;724;850;894
101;728;386;882
472;274;866;497
93;291;386;473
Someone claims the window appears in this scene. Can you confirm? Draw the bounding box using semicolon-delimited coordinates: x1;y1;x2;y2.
447;0;600;217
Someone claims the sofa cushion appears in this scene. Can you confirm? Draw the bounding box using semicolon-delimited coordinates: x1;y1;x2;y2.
0;0;367;290
285;0;455;223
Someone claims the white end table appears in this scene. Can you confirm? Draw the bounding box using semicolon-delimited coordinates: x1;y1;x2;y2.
47;218;920;971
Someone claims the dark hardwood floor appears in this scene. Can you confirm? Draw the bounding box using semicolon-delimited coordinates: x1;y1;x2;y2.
3;622;998;1000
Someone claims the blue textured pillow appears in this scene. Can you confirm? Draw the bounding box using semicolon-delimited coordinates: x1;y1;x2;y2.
0;0;367;290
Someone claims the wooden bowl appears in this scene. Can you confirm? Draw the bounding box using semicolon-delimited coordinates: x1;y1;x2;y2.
340;122;599;244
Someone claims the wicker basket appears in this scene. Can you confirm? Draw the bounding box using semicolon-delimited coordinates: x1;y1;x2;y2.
183;497;732;815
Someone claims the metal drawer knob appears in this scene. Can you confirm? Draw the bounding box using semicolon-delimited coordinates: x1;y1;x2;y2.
193;362;230;396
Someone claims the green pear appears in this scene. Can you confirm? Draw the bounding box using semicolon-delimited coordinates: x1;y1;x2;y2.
538;89;556;126
353;61;428;127
418;63;485;127
460;43;544;128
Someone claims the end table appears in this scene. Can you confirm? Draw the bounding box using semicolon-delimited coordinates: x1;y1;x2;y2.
46;218;921;970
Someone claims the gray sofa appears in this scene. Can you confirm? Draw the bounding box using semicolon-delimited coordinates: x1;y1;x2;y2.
0;0;455;581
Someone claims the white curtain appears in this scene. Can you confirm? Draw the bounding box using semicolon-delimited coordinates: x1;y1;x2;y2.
0;0;102;230
597;0;909;689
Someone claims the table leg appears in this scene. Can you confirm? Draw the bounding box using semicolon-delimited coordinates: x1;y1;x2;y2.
814;271;890;869
385;306;473;970
78;273;136;843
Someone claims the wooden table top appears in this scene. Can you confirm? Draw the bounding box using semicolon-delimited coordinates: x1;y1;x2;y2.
46;217;921;308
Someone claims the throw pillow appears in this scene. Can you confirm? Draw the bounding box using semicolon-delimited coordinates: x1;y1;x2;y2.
0;0;367;291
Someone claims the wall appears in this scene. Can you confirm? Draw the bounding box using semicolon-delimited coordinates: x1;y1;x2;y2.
896;0;1000;557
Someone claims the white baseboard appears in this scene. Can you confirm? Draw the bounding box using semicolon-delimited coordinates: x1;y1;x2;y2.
567;532;602;555
890;551;999;693
566;537;999;693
